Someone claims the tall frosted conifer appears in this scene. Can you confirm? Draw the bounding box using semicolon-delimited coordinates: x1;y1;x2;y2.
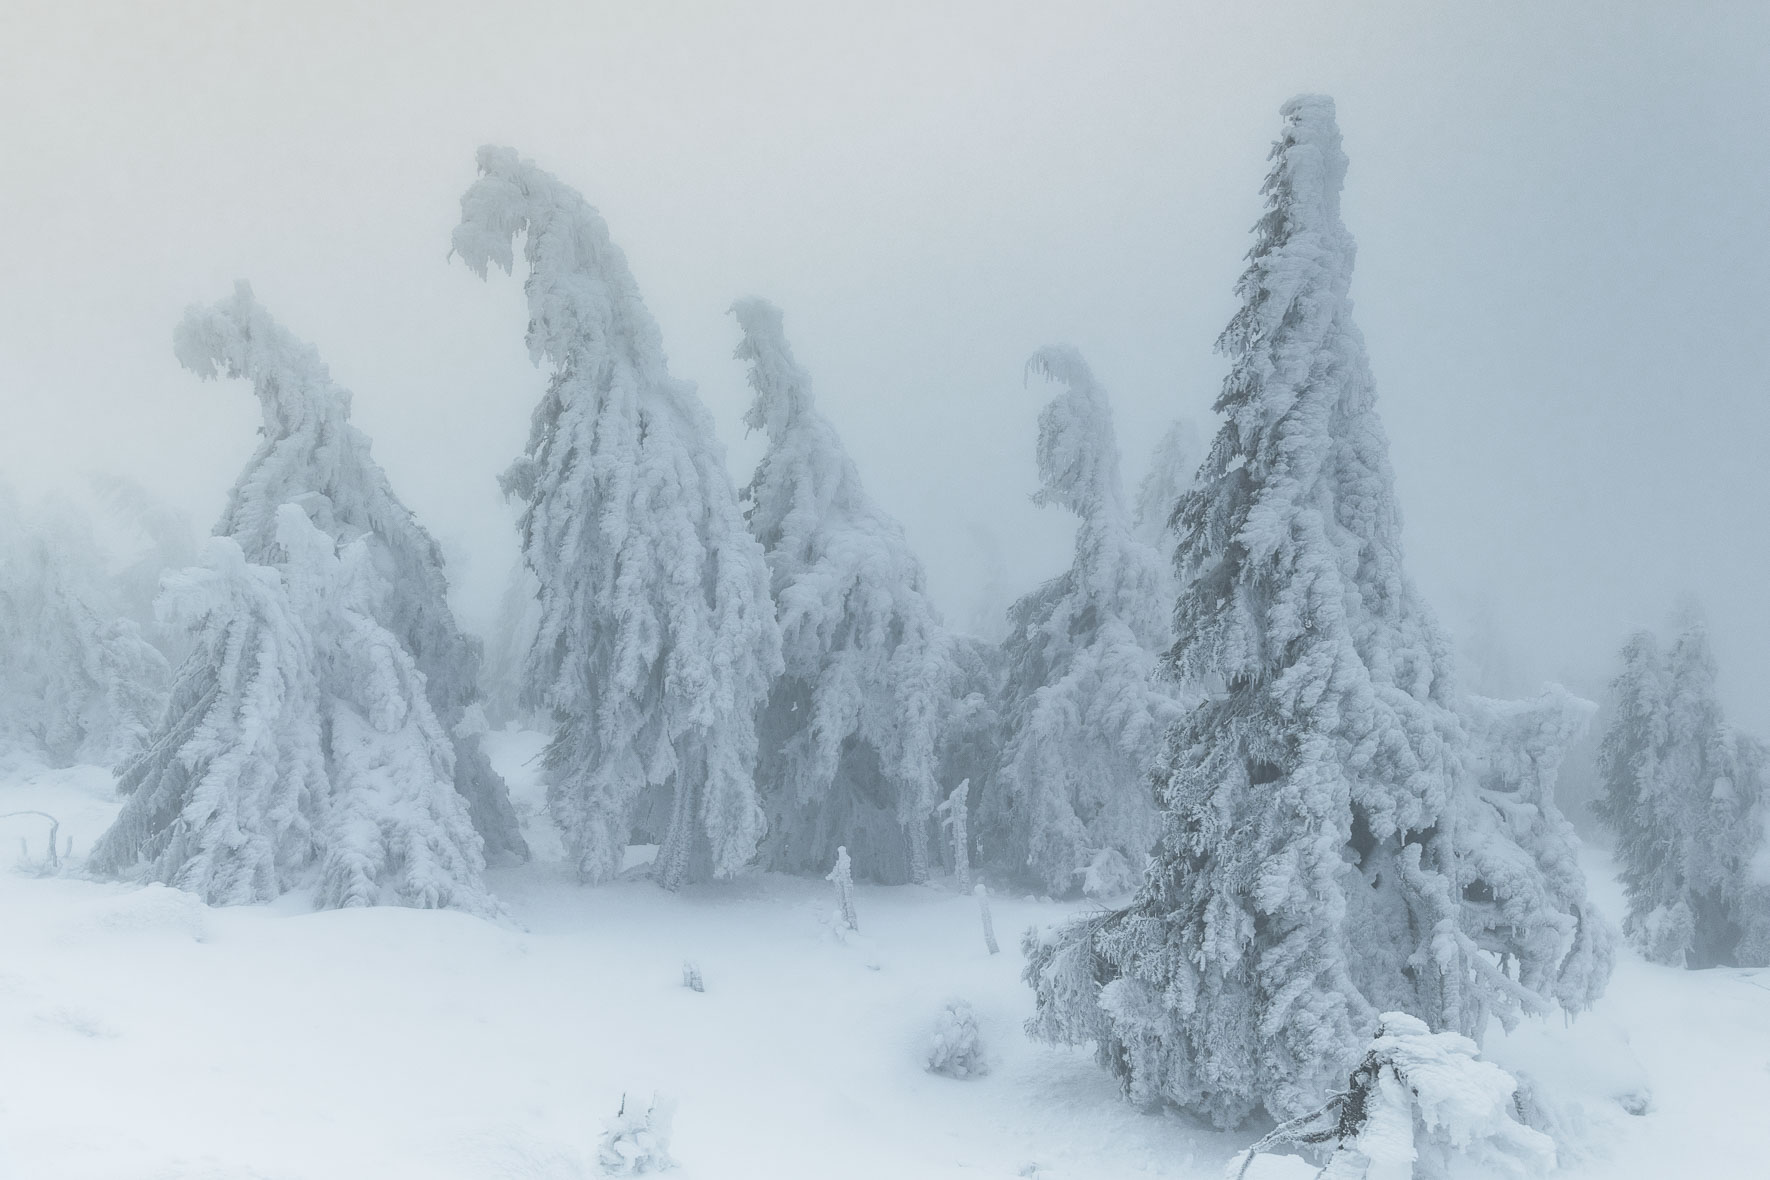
166;284;525;862
733;298;954;883
453;147;781;889
1025;97;1610;1126
978;347;1181;897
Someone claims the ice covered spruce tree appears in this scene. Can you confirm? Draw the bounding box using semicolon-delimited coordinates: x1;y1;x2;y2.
1025;96;1611;1127
453;147;781;889
977;346;1182;898
91;506;496;913
732;297;956;883
163;283;527;863
1593;610;1770;967
0;487;169;768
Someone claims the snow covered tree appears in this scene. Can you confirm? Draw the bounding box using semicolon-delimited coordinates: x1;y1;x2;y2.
1461;685;1615;1011
976;346;1182;898
1132;416;1204;551
91;507;497;915
0;486;168;768
1593;610;1770;967
453;146;780;888
732;297;955;883
1025;96;1611;1127
171;283;526;863
88;534;328;903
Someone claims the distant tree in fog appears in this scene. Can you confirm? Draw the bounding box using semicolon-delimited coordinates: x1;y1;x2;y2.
733;296;955;884
0;487;168;768
1594;607;1770;967
976;345;1181;899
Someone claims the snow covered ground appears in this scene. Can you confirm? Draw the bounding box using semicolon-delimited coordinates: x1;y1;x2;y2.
1;732;1766;1179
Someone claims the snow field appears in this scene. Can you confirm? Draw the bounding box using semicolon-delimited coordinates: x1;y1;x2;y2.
2;744;1768;1179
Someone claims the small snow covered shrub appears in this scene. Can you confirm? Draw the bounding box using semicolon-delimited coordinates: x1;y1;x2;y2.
597;1093;675;1175
926;1000;987;1078
681;961;703;992
1235;1013;1554;1180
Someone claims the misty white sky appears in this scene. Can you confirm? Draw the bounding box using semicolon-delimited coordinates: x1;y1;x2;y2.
3;1;1768;717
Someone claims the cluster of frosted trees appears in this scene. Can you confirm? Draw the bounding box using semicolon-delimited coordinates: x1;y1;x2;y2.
5;93;1666;1144
1593;607;1770;967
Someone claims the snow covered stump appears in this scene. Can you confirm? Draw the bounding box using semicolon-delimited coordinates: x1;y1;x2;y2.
1233;1013;1554;1180
828;846;858;932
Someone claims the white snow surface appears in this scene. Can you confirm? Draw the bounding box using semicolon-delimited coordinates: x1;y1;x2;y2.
1;738;1767;1179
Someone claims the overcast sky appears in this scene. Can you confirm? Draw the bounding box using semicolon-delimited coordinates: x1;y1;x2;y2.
3;1;1768;718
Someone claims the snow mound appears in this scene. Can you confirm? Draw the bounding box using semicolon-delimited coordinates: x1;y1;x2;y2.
63;882;209;943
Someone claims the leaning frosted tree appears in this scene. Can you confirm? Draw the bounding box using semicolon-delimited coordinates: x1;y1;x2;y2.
167;283;526;863
91;507;496;914
1593;610;1770;967
88;534;327;903
454;147;780;888
733;297;955;883
977;347;1182;898
1026;96;1611;1127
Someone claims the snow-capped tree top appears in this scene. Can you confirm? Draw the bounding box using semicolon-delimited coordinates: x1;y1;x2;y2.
1177;92;1446;725
733;295;935;631
452;144;669;382
1027;346;1127;524
175;283;468;700
1021;346;1168;652
733;297;817;444
175;281;351;446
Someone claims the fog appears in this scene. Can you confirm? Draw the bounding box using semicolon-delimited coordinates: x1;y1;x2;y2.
4;0;1768;719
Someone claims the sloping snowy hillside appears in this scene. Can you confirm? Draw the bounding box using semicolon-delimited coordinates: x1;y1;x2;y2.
1;735;1766;1179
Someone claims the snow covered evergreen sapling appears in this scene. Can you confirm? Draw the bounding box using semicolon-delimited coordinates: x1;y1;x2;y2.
734;297;955;883
88;535;328;903
92;508;498;915
977;347;1181;897
453;147;780;888
926;999;988;1078
167;283;526;863
1025;96;1611;1127
1593;610;1770;967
